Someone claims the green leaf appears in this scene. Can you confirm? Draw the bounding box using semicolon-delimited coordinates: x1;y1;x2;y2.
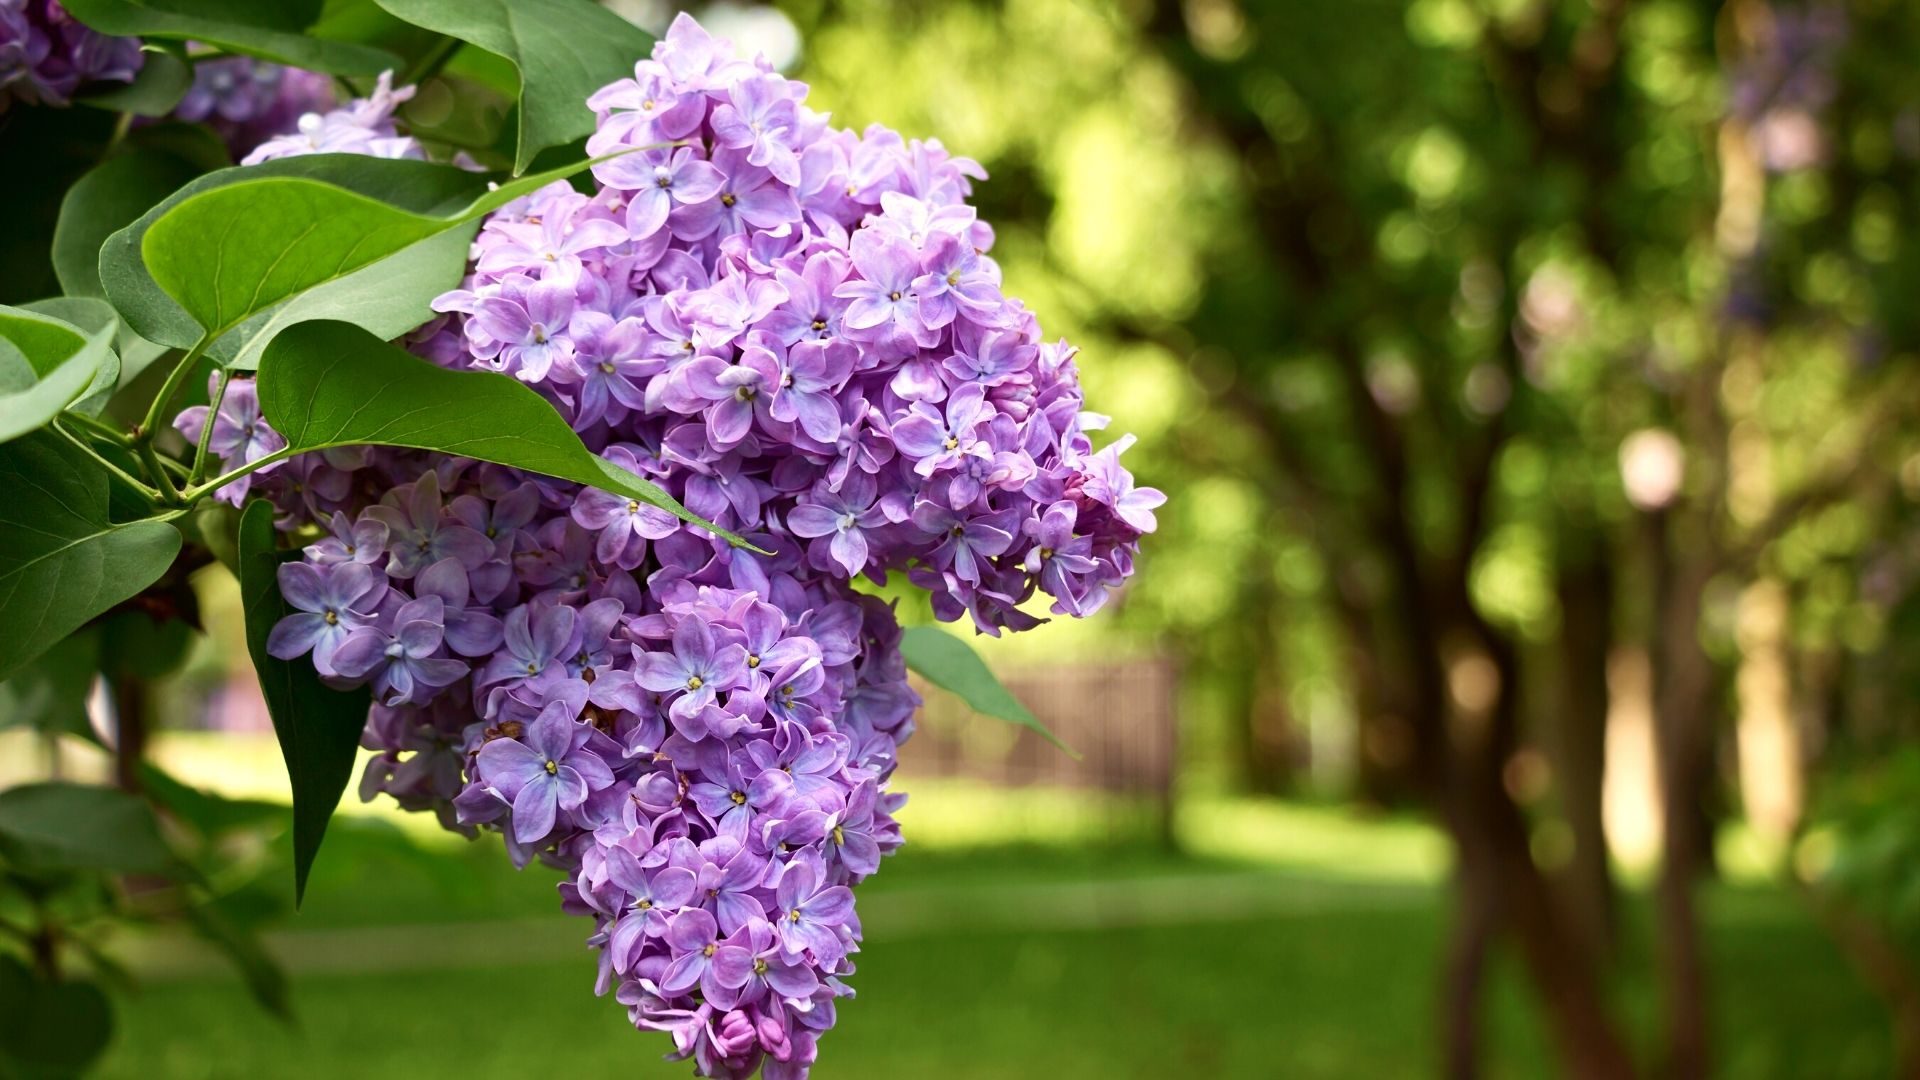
54;141;212;301
236;498;372;905
373;0;655;174
0;957;114;1080
61;0;400;75
0;630;100;742
0;431;182;682
898;626;1077;756
256;320;758;547
0;782;172;875
76;40;194;116
0;306;117;443
22;297;166;409
103;153;486;354
109;152;613;368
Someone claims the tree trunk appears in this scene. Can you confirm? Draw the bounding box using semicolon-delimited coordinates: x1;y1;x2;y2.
1555;556;1617;961
1650;509;1718;1080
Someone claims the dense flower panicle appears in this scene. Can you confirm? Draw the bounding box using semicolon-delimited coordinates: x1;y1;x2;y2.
0;0;139;110
192;13;1159;1078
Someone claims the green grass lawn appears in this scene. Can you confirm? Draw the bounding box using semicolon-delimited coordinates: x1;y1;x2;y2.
87;788;1897;1080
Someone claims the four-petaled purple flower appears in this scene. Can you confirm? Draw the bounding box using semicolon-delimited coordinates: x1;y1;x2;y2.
475;694;615;843
773;853;855;966
634;615;747;723
329;596;470;705
266;561;386;676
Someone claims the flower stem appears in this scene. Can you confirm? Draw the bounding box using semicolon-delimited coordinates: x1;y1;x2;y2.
190;368;231;486
183;444;297;503
49;418;161;503
138;336;211;445
62;409;133;446
141;441;185;505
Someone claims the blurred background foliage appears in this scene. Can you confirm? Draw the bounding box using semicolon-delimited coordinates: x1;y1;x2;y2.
11;0;1920;1076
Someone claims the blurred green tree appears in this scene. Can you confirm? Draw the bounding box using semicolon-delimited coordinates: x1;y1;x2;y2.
793;0;1920;1075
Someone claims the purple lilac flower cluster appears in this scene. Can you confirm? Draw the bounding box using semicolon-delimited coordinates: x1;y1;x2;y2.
187;14;1160;1078
171;54;335;155
241;70;422;165
0;1;337;158
0;0;139;110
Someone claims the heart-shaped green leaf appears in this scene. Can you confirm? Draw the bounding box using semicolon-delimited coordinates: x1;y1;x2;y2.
373;0;655;174
110;152;617;368
254;320;758;549
236;498;373;905
55;138;215;301
899;626;1077;756
61;0;400;75
103;153;486;354
22;297;165;410
0;306;118;443
0;431;182;681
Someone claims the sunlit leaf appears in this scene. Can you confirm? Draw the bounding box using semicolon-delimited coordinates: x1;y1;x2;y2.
110;153;612;368
256;320;757;547
102;154;492;351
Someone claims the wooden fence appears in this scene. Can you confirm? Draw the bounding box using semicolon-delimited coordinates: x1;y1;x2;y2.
900;658;1181;845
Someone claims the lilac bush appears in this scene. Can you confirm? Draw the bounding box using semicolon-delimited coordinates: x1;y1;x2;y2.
181;13;1161;1078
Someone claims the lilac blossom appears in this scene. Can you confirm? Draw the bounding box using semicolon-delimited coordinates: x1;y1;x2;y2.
329;596;469;706
265;562;386;676
172;373;288;505
229;15;1159;1078
474;694;615;843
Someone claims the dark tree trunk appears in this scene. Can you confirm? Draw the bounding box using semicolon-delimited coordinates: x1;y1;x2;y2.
1650;508;1719;1080
1555;556;1617;961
